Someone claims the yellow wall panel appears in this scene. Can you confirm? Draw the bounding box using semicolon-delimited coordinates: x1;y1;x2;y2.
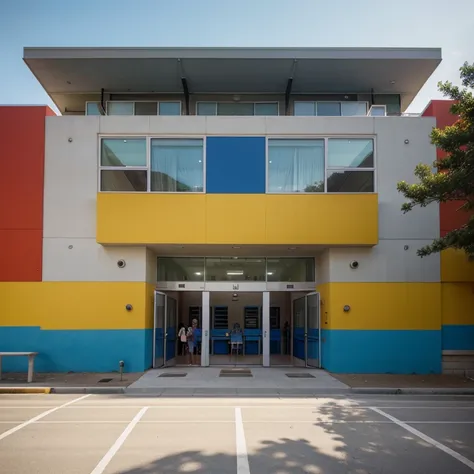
97;193;378;246
97;193;206;244
441;282;474;325
145;283;155;329
316;283;331;328
265;194;378;245
1;282;148;330
205;194;266;244
441;249;474;282
326;283;441;330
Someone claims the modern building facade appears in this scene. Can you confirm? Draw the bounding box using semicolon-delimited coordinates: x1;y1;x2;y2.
1;47;472;374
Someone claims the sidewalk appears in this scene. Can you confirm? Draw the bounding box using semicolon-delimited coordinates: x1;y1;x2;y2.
331;373;474;394
2;369;474;395
0;371;143;393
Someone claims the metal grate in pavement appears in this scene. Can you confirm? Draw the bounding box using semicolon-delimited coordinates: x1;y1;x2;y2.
285;373;315;378
98;378;113;383
219;369;253;377
158;373;188;378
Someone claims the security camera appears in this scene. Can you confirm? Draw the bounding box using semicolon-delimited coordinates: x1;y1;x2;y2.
117;259;126;268
349;261;359;270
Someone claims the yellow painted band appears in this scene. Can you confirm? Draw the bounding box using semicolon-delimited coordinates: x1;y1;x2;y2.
0;282;149;330
319;282;442;330
441;249;474;282
97;193;378;246
441;282;474;325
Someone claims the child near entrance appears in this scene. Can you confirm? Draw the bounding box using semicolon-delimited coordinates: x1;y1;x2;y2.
187;319;198;366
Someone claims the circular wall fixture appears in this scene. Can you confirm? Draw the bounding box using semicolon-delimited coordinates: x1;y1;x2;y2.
125;304;133;311
404;139;410;144
68;245;73;249
117;259;126;268
349;261;359;269
68;138;73;143
404;245;409;251
343;305;351;312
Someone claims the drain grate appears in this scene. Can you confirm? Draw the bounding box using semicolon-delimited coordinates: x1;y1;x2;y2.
158;373;187;378
98;378;113;383
219;369;252;378
285;373;315;379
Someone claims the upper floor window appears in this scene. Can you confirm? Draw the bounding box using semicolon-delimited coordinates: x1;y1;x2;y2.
99;137;204;192
267;138;375;193
294;101;367;117
268;139;325;193
86;101;182;116
326;139;374;192
151;139;204;192
197;102;279;116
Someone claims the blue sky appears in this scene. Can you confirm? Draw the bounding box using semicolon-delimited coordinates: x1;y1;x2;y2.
1;0;473;113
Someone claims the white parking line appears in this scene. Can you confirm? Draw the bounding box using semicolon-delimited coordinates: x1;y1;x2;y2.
0;394;90;442
90;407;148;474
370;407;474;471
235;408;250;474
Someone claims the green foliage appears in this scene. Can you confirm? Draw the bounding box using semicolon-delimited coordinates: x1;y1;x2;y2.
397;62;474;257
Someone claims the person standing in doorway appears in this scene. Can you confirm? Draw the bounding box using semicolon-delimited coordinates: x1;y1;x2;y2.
187;319;198;366
177;322;186;356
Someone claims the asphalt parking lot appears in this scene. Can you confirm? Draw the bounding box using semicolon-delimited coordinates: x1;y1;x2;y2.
0;394;473;473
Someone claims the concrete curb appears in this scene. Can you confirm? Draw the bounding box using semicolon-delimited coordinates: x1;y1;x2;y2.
350;387;474;395
0;387;52;394
50;387;125;394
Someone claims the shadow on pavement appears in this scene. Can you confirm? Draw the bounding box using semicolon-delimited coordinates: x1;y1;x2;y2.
117;403;474;474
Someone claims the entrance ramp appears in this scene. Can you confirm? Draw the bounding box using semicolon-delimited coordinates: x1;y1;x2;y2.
126;367;349;396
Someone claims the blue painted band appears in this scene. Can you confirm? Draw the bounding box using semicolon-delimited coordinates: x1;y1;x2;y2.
0;326;153;373
442;325;474;350
321;329;442;374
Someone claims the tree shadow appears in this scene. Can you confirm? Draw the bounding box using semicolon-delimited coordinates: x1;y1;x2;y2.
116;402;474;474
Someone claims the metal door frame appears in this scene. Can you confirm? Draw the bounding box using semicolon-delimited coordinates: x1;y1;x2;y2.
304;291;321;369
153;290;167;369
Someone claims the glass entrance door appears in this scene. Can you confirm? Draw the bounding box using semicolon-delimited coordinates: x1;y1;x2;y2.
165;296;177;366
153;291;165;368
291;292;320;368
305;292;320;368
153;291;178;368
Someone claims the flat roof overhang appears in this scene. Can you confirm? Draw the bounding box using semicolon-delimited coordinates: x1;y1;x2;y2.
23;47;442;113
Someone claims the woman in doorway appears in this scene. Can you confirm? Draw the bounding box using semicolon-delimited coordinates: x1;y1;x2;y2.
187;319;198;366
177;322;186;356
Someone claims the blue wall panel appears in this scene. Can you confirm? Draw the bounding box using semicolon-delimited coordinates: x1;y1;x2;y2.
321;329;442;374
206;137;266;193
442;325;474;350
0;326;152;373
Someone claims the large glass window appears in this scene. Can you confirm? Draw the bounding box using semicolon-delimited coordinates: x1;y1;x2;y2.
326;138;375;192
100;138;148;192
294;101;368;117
101;139;147;167
86;102;101;115
205;258;266;282
197;102;279;116
267;139;325;193
107;102;134;115
266;258;315;282
157;257;205;281
159;102;181;116
151;139;204;192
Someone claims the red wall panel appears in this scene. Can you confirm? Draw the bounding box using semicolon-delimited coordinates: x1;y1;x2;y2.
422;100;471;237
0;106;54;282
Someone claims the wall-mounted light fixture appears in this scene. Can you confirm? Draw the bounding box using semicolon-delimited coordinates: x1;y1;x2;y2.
343;305;351;312
404;139;410;144
125;304;133;311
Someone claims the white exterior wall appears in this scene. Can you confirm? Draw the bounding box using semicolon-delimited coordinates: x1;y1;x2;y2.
43;115;439;284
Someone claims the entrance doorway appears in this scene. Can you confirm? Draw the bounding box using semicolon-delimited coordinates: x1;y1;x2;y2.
292;292;321;367
153;289;320;368
208;292;265;366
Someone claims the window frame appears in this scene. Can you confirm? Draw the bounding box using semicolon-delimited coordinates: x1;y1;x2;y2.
293;100;369;117
265;136;377;194
195;101;280;116
105;100;182;116
98;134;206;194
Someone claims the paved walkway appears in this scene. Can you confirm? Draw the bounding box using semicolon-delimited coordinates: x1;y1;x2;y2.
1;394;474;473
126;367;349;395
